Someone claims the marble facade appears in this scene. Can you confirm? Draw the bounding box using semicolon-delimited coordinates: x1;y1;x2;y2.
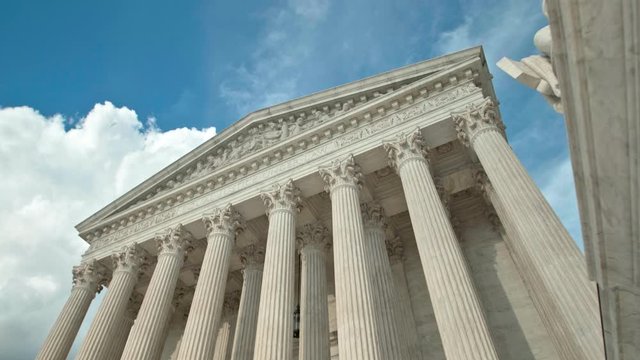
37;47;603;360
498;1;639;358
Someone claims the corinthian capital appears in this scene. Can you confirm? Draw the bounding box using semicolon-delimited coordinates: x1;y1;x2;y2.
383;128;429;171
318;154;363;192
112;244;147;275
239;244;266;270
451;98;505;147
296;222;331;252
360;202;387;230
260;179;302;216
72;259;106;293
385;236;405;264
155;224;194;256
202;204;245;238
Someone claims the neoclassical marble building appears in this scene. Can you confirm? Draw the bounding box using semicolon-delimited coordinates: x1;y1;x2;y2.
36;47;604;360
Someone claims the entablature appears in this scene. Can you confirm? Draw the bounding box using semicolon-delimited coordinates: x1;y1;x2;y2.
79;50;496;262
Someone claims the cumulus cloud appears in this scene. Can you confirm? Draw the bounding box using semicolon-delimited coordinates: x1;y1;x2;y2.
0;102;215;359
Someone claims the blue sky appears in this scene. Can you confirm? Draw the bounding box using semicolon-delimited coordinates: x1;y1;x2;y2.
0;1;579;359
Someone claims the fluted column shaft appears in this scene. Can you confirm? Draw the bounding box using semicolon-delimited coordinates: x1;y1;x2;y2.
230;250;264;360
456;98;603;359
105;315;134;360
120;225;192;360
36;261;103;360
177;205;243;360
319;155;383;360
75;245;144;360
361;203;408;359
385;130;499;360
297;223;331;360
387;238;421;359
254;180;301;360
213;322;232;360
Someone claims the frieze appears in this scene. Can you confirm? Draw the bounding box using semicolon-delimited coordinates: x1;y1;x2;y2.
84;79;481;253
123;88;400;210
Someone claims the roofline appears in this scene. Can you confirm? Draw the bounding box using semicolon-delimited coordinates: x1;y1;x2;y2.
75;46;486;231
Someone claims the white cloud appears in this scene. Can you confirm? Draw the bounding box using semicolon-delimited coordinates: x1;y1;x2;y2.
219;0;329;115
288;0;329;21
0;102;215;360
431;1;583;247
433;0;544;68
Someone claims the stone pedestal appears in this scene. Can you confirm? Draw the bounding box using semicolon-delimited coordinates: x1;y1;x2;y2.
230;245;264;360
178;205;243;360
253;180;301;360
455;98;603;360
75;245;145;360
361;202;407;359
319;155;383;359
120;224;192;360
385;130;499;360
36;261;103;360
297;222;331;360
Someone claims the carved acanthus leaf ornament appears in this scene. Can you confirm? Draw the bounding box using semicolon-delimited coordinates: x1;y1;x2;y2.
297;222;331;251
386;236;404;264
239;244;266;269
202;204;245;237
111;244;147;275
126;92;391;208
72;260;106;293
383;128;430;171
155;224;194;256
83;75;482;254
260;179;302;215
318;154;363;192
452;98;505;147
360;202;388;230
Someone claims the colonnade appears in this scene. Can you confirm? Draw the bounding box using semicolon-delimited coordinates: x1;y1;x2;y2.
36;98;600;360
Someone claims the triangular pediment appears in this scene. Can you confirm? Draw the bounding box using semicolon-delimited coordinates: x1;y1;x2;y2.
76;47;487;239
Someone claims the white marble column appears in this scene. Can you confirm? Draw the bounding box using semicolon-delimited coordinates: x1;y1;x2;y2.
318;155;383;359
230;245;264;360
212;292;240;360
36;260;104;360
177;204;244;360
75;245;146;360
296;222;331;360
456;98;603;360
106;316;133;360
361;202;408;359
213;322;232;360
253;179;301;360
384;130;499;360
120;224;193;360
386;236;421;359
105;293;142;360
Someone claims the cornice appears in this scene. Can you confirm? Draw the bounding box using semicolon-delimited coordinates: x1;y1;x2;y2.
75;48;487;234
79;53;491;249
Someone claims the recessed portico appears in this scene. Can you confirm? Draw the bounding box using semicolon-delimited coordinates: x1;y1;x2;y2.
36;47;603;360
